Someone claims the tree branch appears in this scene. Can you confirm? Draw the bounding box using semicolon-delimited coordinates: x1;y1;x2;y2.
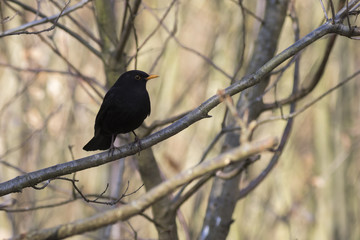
12;137;278;240
3;0;102;58
238;3;300;198
0;19;358;197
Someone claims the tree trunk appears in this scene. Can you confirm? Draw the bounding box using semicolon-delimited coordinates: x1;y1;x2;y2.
200;1;289;239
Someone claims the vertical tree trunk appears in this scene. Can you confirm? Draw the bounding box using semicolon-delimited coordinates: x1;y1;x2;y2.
200;1;289;239
93;0;121;87
136;146;179;240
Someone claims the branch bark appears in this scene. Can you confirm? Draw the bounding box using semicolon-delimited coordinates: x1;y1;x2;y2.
3;0;101;58
12;137;278;240
199;1;290;239
136;140;179;239
0;13;358;197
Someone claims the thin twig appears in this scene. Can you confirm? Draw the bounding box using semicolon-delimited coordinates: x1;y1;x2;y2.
49;0;101;46
171;174;213;211
138;0;177;50
35;33;104;99
319;0;329;20
263;34;337;110
230;0;264;23
115;0;142;61
1;0;71;36
259;69;360;127
145;111;191;134
329;0;336;23
126;2;139;69
0;105;63;160
143;2;233;80
4;0;101;58
0;62;100;87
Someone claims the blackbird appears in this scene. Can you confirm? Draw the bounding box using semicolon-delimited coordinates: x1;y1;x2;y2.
83;70;159;151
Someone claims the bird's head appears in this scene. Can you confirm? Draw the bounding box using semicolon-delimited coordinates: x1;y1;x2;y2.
113;70;159;88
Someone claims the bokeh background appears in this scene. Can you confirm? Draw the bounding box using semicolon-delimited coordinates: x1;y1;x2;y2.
0;0;359;239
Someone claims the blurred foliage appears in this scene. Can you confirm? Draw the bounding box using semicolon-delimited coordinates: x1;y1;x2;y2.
0;0;359;239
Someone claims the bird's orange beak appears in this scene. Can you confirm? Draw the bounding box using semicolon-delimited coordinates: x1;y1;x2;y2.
145;75;159;81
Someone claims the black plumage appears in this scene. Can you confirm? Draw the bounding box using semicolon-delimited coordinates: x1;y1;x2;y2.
83;70;158;151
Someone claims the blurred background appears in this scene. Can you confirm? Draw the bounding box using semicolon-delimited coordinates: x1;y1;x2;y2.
0;0;359;239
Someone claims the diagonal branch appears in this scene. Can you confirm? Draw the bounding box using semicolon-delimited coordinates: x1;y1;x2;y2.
1;0;84;36
12;137;278;240
258;68;360;126
0;0;71;36
0;20;358;197
3;0;102;58
263;33;337;110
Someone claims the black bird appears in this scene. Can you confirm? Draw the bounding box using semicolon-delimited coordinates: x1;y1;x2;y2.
83;70;159;151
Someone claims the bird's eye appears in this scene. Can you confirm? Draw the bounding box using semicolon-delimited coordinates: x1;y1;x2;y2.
135;75;141;80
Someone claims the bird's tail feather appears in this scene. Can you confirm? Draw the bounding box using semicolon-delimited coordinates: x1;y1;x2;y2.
83;134;112;151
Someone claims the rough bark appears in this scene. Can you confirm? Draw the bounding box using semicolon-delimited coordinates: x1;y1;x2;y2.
200;1;289;239
136;146;179;240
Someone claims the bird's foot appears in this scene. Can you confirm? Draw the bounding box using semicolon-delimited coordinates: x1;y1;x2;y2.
134;138;143;156
107;135;117;157
132;131;142;155
107;145;116;157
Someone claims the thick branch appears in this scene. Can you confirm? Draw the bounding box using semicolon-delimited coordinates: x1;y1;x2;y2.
0;21;356;197
12;137;278;240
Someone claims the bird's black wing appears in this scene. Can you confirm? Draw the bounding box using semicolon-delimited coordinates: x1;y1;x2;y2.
93;90;117;135
147;92;151;116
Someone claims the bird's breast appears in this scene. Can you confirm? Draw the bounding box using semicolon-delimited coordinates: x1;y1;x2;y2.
100;88;150;134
